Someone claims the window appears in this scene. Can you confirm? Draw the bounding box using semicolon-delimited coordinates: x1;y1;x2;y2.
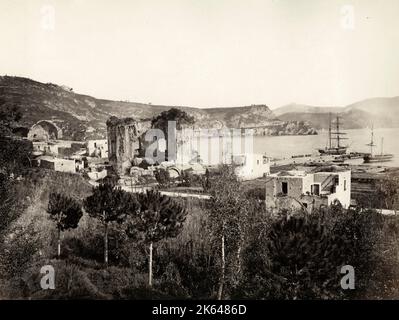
94;142;97;148
257;160;260;165
311;184;320;196
344;180;347;191
281;182;288;195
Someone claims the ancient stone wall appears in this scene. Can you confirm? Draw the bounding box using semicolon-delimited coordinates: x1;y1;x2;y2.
107;117;141;175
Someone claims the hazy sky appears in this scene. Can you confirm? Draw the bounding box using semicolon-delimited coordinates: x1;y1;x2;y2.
0;0;398;109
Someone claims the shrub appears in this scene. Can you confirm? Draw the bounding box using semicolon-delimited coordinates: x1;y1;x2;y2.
154;168;170;188
236;205;399;300
245;187;266;201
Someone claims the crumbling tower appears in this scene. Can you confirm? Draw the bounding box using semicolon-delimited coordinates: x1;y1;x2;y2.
106;116;140;175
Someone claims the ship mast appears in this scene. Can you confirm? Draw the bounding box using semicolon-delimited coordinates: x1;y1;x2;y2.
331;115;347;150
328;112;332;149
366;125;376;156
336;116;340;149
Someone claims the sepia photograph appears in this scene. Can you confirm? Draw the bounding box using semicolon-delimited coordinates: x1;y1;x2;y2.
1;0;399;312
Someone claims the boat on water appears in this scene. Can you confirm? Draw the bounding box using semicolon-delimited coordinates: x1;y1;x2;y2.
332;157;345;163
332;152;367;163
347;152;366;160
363;127;394;163
318;113;348;155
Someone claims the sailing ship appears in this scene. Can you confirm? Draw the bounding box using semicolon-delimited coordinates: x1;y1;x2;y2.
318;113;348;155
363;126;394;163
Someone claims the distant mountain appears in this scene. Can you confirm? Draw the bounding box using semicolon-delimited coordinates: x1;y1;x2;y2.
273;104;342;116
345;97;399;117
274;97;399;129
1;76;313;140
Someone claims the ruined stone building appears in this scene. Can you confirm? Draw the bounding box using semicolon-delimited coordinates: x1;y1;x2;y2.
106;115;257;176
28;120;63;141
106;116;151;175
28;120;75;156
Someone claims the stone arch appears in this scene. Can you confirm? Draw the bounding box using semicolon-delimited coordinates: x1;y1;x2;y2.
28;120;63;141
166;166;181;179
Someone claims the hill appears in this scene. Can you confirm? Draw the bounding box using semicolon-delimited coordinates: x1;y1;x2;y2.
274;98;399;129
0;76;315;140
273;104;342;116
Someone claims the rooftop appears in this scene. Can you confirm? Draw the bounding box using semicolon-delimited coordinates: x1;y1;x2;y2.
310;165;351;173
37;156;76;163
271;167;350;178
272;170;308;177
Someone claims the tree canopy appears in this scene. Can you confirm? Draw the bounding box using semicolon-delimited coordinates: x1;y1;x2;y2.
151;108;195;132
134;190;187;243
84;183;139;224
47;192;83;231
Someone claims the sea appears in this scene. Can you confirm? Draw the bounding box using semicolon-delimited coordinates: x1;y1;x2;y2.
253;127;399;167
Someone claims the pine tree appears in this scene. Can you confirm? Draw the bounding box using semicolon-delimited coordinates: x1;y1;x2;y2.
131;190;187;287
84;183;139;266
47;192;83;258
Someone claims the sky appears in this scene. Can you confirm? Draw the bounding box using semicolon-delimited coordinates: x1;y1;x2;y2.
0;0;398;109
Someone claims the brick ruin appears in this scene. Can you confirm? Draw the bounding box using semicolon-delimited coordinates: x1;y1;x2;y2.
106;116;151;175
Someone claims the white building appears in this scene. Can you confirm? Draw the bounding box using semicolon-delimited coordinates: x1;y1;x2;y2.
32;141;60;155
265;168;351;212
87;139;108;158
233;153;270;181
35;156;83;174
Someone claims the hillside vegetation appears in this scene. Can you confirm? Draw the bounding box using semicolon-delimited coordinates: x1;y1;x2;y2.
0;76;314;140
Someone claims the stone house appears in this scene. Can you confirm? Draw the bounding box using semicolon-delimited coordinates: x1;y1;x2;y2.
87;139;108;158
34;156;83;174
265;168;351;212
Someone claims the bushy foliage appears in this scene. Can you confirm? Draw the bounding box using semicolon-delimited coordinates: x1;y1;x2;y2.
47;192;83;257
376;177;399;210
205;165;257;298
84;183;138;225
132;190;188;243
245;187;266;201
0;104;32;173
0;173;17;235
0;100;22;135
177;170;206;188
48;193;83;232
2;161;399;300
84;183;139;265
154;168;171;188
236;204;399;300
151;108;195;132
